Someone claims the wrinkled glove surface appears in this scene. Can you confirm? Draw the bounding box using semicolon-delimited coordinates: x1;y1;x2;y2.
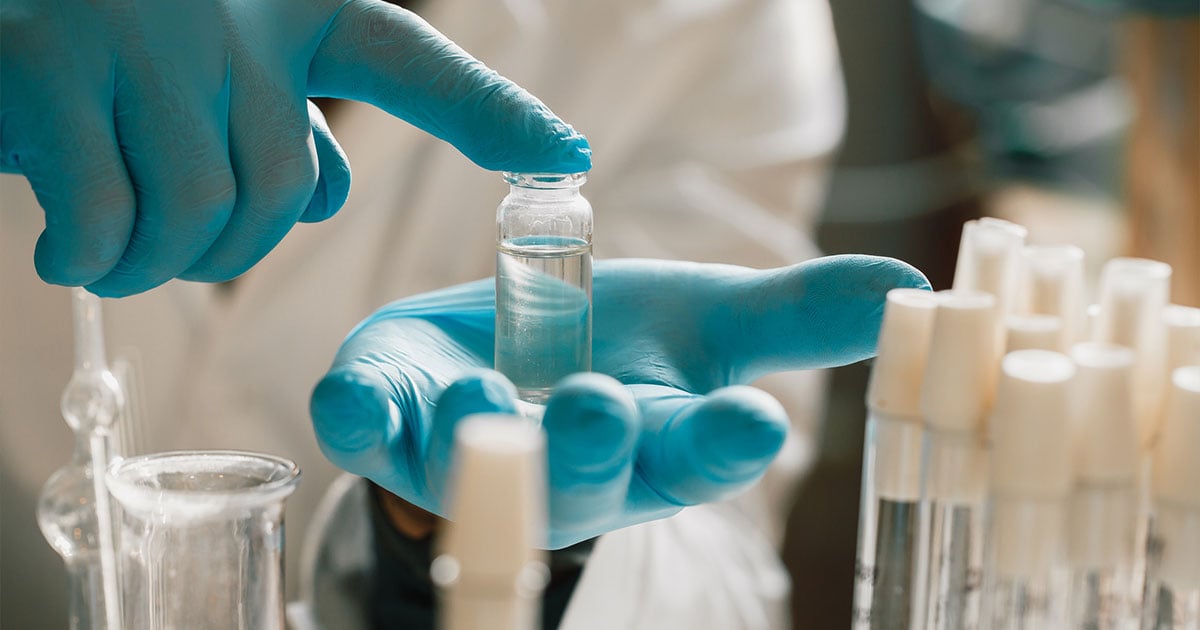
311;255;929;549
0;0;590;296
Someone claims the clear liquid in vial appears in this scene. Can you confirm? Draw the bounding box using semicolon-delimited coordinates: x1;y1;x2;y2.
495;235;592;404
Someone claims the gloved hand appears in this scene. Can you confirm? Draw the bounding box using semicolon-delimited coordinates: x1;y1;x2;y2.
311;255;929;549
0;0;589;297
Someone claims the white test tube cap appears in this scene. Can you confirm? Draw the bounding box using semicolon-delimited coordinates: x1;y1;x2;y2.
1084;304;1100;342
990;350;1076;498
1019;244;1085;344
1006;314;1065;353
1094;258;1172;347
1165;305;1200;371
1069;343;1139;483
439;414;547;579
1153;367;1200;509
921;290;1000;433
867;289;939;418
952;218;1028;313
1094;258;1171;447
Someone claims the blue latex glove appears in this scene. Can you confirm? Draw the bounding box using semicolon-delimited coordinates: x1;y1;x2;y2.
0;0;590;297
311;255;929;549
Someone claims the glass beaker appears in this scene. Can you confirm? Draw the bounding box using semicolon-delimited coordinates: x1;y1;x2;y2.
107;450;301;630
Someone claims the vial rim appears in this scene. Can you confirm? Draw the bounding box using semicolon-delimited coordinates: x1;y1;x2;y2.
503;172;587;189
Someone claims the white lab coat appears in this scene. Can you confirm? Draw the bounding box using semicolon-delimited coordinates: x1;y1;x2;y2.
0;0;844;627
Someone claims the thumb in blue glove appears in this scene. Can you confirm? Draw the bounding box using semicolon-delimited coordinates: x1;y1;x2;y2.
310;255;930;549
1;0;589;296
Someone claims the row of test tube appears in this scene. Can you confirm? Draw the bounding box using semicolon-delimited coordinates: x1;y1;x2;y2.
852;218;1200;630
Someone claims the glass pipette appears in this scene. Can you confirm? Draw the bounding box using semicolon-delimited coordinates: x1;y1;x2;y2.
37;288;124;630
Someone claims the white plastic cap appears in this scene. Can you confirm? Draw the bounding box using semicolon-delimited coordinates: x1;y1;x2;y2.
440;414;547;579
1153;367;1200;508
921;290;1000;433
990;350;1076;498
1085;303;1100;342
1093;258;1171;447
1164;305;1200;371
1018;245;1085;346
952;218;1028;317
1094;258;1172;347
1006;314;1064;353
1069;343;1139;483
867;289;939;419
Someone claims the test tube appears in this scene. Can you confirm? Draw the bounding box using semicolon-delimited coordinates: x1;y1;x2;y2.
432;414;548;630
982;350;1075;629
1143;367;1200;630
495;173;593;407
854;288;938;629
1016;245;1086;350
920;290;1000;630
1092;258;1172;448
1163;305;1200;372
952;218;1027;338
107;450;301;630
1005;314;1064;353
1067;343;1142;629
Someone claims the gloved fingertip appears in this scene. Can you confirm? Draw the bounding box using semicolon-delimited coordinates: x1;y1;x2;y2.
832;254;932;295
84;272;162;299
435;371;520;421
310;367;395;461
33;232;118;288
553;135;592;174
544;373;638;474
297;176;330;224
677;386;788;483
882;258;932;293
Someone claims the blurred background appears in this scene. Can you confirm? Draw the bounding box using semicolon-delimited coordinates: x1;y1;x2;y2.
1;0;1195;628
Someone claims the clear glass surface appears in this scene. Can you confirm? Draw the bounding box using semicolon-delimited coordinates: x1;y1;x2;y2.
1143;581;1200;630
1067;483;1141;630
107;450;300;630
1141;504;1200;630
980;497;1070;629
855;415;928;629
922;430;987;630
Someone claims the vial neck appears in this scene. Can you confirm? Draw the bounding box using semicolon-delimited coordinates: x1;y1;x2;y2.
503;172;586;200
507;186;581;203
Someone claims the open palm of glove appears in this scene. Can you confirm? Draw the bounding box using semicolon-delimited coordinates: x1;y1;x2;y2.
1;0;589;296
311;255;928;549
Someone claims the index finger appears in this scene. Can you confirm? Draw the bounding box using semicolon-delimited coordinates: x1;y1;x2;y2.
307;0;591;173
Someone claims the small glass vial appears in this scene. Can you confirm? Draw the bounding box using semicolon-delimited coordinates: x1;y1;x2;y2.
495;172;593;405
